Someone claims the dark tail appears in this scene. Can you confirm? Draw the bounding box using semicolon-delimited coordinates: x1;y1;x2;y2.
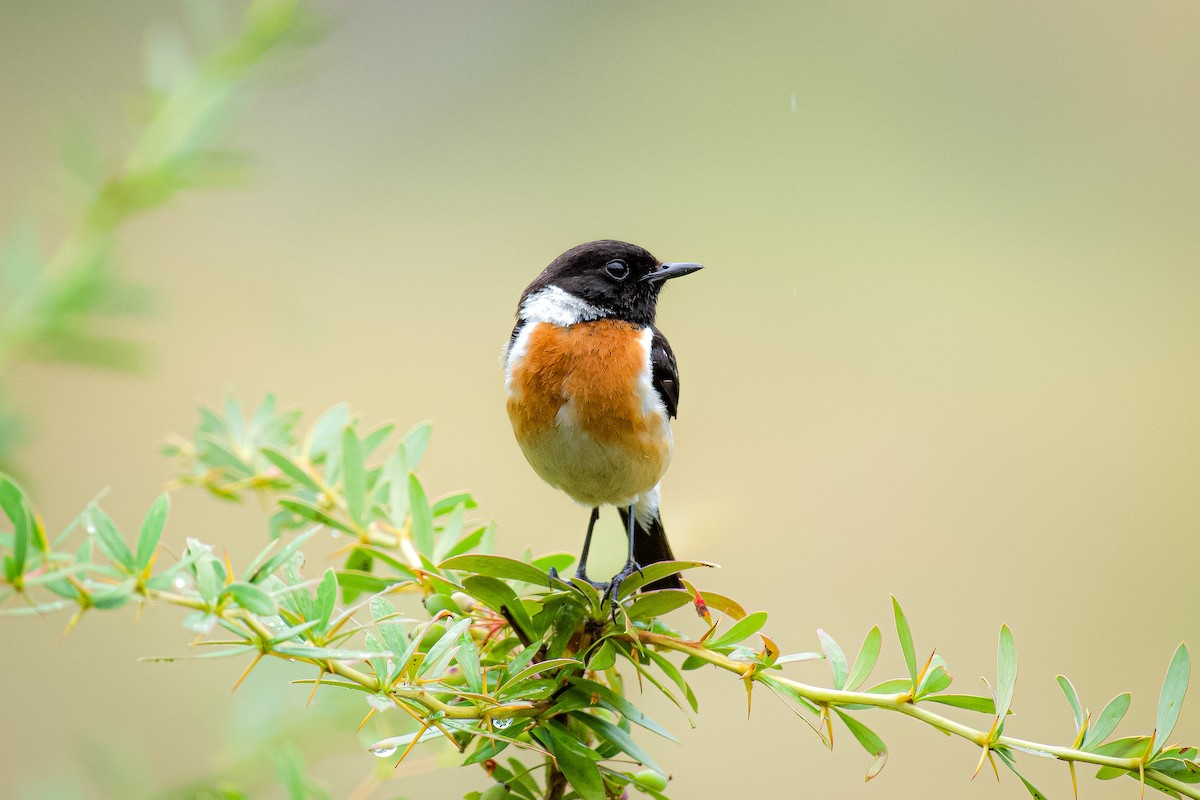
618;508;684;591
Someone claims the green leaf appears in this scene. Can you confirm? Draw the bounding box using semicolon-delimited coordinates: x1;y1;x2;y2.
0;476;31;578
260;447;321;494
535;724;604;800
616;560;715;598
462;575;534;640
500;658;583;693
626;589;692;621
370;596;408;657
844;626;881;692
89;505;135;571
249;528;317;583
995;624;1017;720
922;694;999;714
1083;692;1132;750
135;493;170;571
566;678;676;741
995;748;1050;800
384;448;409;527
1056;675;1085;733
916;654;952;697
441;554;550;587
891;595;917;687
308;403;349;458
709;610;768;649
220;582;277;616
456;639;484;694
1154;643;1190;753
408;473;434;557
418;617;472;679
817;629;848;689
574;711;664;774
403;421;432;469
276;499;354;535
360;422;395;457
645;648;700;713
313;568;337;630
834;709;888;781
432;491;477;516
341;426;366;527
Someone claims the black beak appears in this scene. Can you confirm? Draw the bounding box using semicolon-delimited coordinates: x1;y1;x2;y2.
642;261;704;284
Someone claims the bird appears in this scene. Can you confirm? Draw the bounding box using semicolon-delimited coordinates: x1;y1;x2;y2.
503;240;702;600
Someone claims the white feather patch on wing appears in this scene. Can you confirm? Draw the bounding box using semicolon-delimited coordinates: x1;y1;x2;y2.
519;285;607;327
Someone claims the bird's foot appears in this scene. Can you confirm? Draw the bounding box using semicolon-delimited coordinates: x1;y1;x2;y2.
601;560;645;621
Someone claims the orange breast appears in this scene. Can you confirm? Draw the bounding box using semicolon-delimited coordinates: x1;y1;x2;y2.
507;320;672;505
508;320;652;442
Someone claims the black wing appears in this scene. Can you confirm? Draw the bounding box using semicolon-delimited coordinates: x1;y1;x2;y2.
650;328;681;419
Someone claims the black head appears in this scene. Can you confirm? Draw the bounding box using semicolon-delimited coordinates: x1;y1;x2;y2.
520;240;702;327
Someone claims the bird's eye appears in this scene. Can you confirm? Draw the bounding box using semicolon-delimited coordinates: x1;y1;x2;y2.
604;260;630;281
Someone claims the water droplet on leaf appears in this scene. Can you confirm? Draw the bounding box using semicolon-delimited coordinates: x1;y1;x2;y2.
369;744;398;758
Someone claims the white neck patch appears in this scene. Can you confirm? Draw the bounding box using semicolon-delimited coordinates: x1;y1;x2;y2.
519;285;607;326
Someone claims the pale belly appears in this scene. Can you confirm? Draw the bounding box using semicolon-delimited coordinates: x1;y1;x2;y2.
516;417;672;507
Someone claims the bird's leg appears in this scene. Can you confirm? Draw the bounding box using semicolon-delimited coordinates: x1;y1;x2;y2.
571;507;602;585
603;505;644;613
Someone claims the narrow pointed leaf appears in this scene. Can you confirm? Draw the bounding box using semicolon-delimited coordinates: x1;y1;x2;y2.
1083;692;1132;750
220;582;277;616
834;709;888;780
616;560;715;598
709;610;768;649
135;493;170;571
89;506;135;570
440;554;550;587
574;711;664;774
341;426;366;527
1057;675;1085;733
260;447;322;494
995;624;1017;720
817;629;849;689
402;422;432;469
845;626;882;692
1154;643;1190;754
891;596;917;686
408;473;434;556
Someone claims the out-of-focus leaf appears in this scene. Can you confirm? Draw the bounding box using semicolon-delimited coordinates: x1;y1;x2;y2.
135;493;169;571
403;421;432;469
0;476;31;578
408;473;434;556
432;491;477;516
88;505;135;570
341;426;366;528
260;447;321;494
277;499;353;534
1152;644;1190;755
220;582;276;616
307;403;349;459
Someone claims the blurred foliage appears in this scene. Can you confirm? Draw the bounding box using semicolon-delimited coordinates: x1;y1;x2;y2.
2;396;1196;799
0;0;317;471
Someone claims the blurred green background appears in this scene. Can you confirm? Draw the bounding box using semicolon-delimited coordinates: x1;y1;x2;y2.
2;1;1198;798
